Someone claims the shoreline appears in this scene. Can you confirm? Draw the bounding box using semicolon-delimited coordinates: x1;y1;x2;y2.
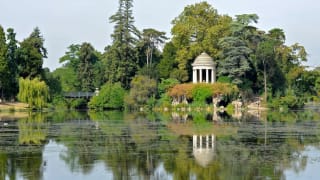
0;102;29;111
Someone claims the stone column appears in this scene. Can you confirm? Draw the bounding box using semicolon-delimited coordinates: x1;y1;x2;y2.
213;66;216;83
199;69;202;83
210;69;214;83
206;135;209;148
197;69;199;83
212;135;214;148
193;69;196;83
206;69;209;83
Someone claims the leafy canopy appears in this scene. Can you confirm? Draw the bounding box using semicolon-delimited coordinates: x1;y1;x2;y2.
17;78;49;109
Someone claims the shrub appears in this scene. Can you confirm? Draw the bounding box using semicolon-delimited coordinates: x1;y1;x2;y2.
217;76;232;83
269;90;304;110
51;95;68;109
158;78;180;95
124;75;157;110
226;103;235;115
192;84;212;103
70;98;87;109
167;82;239;105
157;94;172;107
89;82;125;110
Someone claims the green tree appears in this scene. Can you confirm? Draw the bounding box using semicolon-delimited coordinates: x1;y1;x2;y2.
233;14;262;48
43;68;62;96
276;43;307;90
156;42;178;79
6;28;19;99
52;67;78;92
293;69;319;98
268;28;285;45
17;78;49;109
158;78;180;95
220;14;262;91
105;0;139;88
256;40;285;100
88;82;125;110
92;55;105;89
125;75;157;109
137;28;167;68
316;75;320;97
77;42;98;91
55;44;81;91
0;25;9;100
55;42;101;94
170;2;232;82
59;44;81;69
218;36;252;86
17;27;47;79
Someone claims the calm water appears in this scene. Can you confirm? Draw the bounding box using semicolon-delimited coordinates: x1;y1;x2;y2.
1;108;320;180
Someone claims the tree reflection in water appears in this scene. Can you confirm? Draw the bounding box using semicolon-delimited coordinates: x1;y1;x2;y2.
0;113;47;180
0;109;319;179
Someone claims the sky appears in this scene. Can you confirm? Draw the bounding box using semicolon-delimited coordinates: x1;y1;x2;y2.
1;0;319;71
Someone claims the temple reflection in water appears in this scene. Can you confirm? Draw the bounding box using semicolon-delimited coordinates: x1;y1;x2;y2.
193;134;215;167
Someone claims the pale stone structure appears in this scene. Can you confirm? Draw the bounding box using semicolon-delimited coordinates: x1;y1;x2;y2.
193;134;215;167
192;52;216;84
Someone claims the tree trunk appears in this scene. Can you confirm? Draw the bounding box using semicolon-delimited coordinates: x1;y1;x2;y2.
263;60;267;103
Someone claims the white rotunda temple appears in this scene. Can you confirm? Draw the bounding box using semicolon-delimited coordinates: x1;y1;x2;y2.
192;52;216;84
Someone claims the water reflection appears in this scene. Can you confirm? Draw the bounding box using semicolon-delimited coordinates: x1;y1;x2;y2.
0;109;319;179
193;135;215;167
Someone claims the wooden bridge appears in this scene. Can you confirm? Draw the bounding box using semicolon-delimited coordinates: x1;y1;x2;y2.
63;92;96;99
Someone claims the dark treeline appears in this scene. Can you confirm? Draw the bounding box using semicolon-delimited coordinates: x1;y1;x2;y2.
0;26;48;102
0;1;319;110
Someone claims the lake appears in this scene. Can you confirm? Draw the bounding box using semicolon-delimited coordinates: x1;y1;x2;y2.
0;107;320;180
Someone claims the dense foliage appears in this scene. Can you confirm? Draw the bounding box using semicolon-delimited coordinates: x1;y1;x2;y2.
89;82;125;110
125;75;157;110
168;83;239;103
0;26;48;103
0;25;10;100
0;1;318;110
104;0;140;89
17;27;47;79
170;2;232;82
17;78;49;109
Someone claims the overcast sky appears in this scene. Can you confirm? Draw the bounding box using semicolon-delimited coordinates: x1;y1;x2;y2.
1;0;319;70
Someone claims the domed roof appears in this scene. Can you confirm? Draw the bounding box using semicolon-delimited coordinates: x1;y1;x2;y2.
192;52;215;67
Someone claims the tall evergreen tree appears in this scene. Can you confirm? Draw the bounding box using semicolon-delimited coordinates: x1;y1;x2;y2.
218;36;252;86
59;44;81;69
218;14;260;89
156;42;178;79
6;28;19;98
0;25;9;100
17;27;47;79
105;0;139;88
78;42;97;91
6;28;18;73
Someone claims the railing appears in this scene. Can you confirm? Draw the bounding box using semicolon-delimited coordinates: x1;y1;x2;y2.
63;92;95;99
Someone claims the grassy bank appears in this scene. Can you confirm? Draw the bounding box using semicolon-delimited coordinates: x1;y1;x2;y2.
0;102;29;111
